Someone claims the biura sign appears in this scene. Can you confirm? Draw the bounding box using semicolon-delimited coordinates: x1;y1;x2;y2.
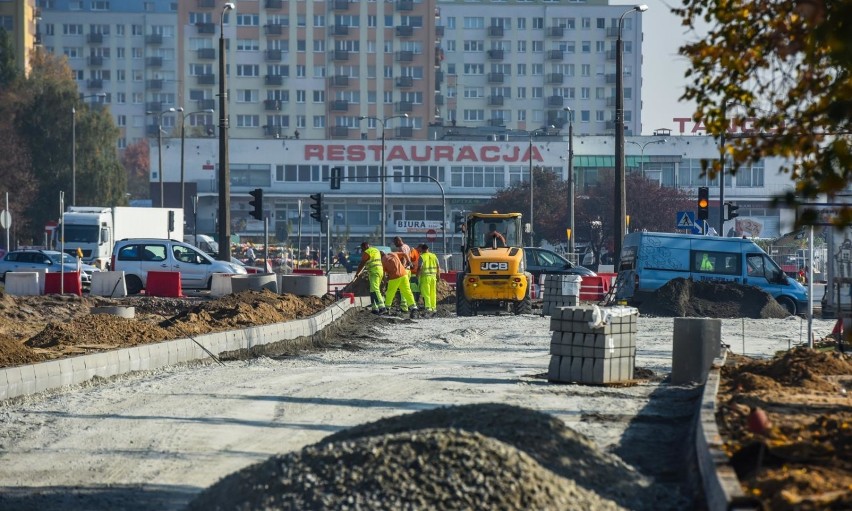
480;262;508;271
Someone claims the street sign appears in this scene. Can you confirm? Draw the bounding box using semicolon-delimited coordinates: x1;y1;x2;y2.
426;228;437;242
0;209;11;230
676;211;695;230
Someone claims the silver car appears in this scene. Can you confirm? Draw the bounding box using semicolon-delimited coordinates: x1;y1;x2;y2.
0;249;101;285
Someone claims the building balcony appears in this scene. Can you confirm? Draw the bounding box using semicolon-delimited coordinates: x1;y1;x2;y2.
606;49;617;61
146;79;163;90
488;95;504;106
395;25;414;37
435;26;445;37
87;79;103;89
146;56;163;67
198;99;216;110
197;0;215;8
264;99;282;111
87;33;103;44
488;26;504;37
487;49;504;60
196;74;215;85
547;95;564;107
396;76;414;87
330;100;350;112
397;0;414;11
197;48;216;60
487;72;504;83
435;94;444;106
264;23;283;35
146;101;162;112
435;70;443;87
395;126;414;138
330;75;350;87
396;101;413;113
488;118;505;127
546;73;564;84
331;0;350;11
607;27;619;38
331;50;350;61
265;74;285;86
196;22;215;34
606;73;617;84
265;49;282;61
264;125;284;138
265;0;283;9
547;26;565;37
329;126;349;138
330;25;349;36
87;55;104;66
547;50;564;61
146;124;160;137
145;33;163;45
396;50;414;62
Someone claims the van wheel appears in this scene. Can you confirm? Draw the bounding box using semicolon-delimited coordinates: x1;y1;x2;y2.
125;275;143;295
777;296;797;315
456;273;473;317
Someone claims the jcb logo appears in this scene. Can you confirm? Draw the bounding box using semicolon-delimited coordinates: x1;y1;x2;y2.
481;262;508;271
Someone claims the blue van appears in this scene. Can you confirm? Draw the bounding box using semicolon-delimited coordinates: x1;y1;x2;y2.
615;232;808;314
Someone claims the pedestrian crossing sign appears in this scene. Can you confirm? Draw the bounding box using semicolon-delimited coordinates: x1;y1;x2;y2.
676;211;696;230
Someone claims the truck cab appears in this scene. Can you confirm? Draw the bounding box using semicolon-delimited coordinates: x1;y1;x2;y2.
456;212;532;316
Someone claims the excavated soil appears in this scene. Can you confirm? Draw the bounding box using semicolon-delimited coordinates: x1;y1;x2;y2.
717;348;852;510
0;291;331;368
188;404;628;511
636;278;790;319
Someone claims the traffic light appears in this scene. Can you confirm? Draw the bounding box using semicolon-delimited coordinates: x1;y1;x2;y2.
309;193;324;222
249;188;263;220
697;186;709;221
330;167;342;190
725;201;739;221
454;213;465;233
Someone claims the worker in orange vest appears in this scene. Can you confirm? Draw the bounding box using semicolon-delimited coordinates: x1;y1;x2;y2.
381;251;418;317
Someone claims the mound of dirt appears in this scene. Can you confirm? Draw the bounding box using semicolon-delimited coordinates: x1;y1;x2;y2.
189;405;625;511
636;278;790;319
717;349;852;510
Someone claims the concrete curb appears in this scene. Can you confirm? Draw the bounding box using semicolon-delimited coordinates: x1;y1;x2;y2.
696;352;755;510
0;296;370;402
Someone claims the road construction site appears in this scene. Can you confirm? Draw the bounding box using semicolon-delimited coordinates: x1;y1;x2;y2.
0;300;837;511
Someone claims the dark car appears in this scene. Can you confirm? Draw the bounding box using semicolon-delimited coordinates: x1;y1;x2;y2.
523;247;596;281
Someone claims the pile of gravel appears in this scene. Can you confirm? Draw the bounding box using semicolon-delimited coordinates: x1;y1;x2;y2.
188;403;634;511
636;278;790;318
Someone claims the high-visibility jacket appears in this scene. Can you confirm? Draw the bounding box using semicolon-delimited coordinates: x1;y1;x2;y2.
362;247;382;272
418;251;439;277
382;252;407;279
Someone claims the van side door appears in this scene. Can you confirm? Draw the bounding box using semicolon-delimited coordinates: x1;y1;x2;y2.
171;243;212;289
744;252;785;295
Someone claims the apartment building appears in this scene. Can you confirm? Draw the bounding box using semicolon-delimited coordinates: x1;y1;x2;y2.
38;0;180;149
0;0;38;76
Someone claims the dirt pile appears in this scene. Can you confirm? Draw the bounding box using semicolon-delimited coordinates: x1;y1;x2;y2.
0;290;331;368
717;349;852;510
636;278;790;318
188;404;626;511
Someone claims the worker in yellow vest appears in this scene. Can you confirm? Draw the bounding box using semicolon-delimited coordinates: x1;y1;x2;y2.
355;241;387;314
416;244;441;317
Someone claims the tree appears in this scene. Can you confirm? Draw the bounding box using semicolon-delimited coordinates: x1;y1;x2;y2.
121;139;151;201
675;0;852;225
0;28;19;90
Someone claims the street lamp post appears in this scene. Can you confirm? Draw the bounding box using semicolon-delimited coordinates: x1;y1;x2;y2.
179;107;215;211
71;93;105;206
526;126;552;247
627;138;667;178
614;4;648;264
719;100;727;235
358;113;408;246
218;2;235;262
563;107;575;258
145;107;177;207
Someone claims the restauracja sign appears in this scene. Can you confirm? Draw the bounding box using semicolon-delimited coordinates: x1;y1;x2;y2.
304;144;544;163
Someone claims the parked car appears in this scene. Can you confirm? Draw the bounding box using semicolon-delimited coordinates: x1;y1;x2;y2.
0;249;101;286
111;238;247;294
523;247;596;281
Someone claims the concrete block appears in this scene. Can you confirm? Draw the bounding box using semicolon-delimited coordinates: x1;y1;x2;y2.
19;365;36;395
33;363;51;393
5;272;40;296
70;356;87;383
104;351;120;376
210;273;233;297
0;369;8;401
5;367;22;398
571;344;584;357
90;271;127;297
44;360;62;389
672;317;722;385
548;355;561;380
550;342;571;357
570;357;583;381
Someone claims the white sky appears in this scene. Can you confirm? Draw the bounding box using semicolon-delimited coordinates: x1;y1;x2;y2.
613;0;708;135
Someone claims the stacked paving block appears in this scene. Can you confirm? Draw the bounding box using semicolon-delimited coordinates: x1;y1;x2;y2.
547;305;638;384
541;274;583;316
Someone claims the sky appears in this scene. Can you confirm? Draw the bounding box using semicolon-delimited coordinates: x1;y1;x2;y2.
612;0;707;135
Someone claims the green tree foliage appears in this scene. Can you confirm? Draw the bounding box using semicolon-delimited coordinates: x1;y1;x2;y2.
675;0;852;225
0;28;19;90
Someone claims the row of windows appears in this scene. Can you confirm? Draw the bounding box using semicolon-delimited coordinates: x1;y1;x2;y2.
449;63;634;77
45;23;173;37
446;16;634;31
449;40;632;54
40;1;172;12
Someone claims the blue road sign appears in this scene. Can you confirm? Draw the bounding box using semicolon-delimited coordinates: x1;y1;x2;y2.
676;211;695;230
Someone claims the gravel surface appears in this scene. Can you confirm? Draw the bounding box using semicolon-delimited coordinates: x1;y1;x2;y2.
0;307;838;511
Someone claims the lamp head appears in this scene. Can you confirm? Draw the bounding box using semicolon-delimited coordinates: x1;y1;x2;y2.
358;116;367;120
167;107;176;113
402;113;409;118
204;108;215;113
177;107;185;113
636;4;649;12
563;106;572;112
224;2;235;11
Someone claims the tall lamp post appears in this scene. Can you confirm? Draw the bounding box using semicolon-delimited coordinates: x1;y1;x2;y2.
71;93;105;206
145;107;177;207
526;126;552;247
358;113;408;246
719;100;728;235
614;4;648;263
627;138;666;178
179;107;215;211
218;2;235;262
563;107;575;258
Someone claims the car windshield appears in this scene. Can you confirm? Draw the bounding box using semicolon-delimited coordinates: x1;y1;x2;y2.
471;218;519;248
43;253;76;264
538;250;568;268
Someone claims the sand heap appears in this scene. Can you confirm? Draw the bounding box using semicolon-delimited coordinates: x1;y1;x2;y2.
636;278;790;318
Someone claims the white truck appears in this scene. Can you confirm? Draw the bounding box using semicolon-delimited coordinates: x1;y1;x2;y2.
57;206;184;269
184;234;219;257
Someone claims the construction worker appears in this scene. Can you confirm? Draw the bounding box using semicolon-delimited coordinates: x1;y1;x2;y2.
416;244;441;316
486;223;507;247
355;241;387;314
408;244;421;306
700;253;714;272
392;236;414;268
381;251;418;317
